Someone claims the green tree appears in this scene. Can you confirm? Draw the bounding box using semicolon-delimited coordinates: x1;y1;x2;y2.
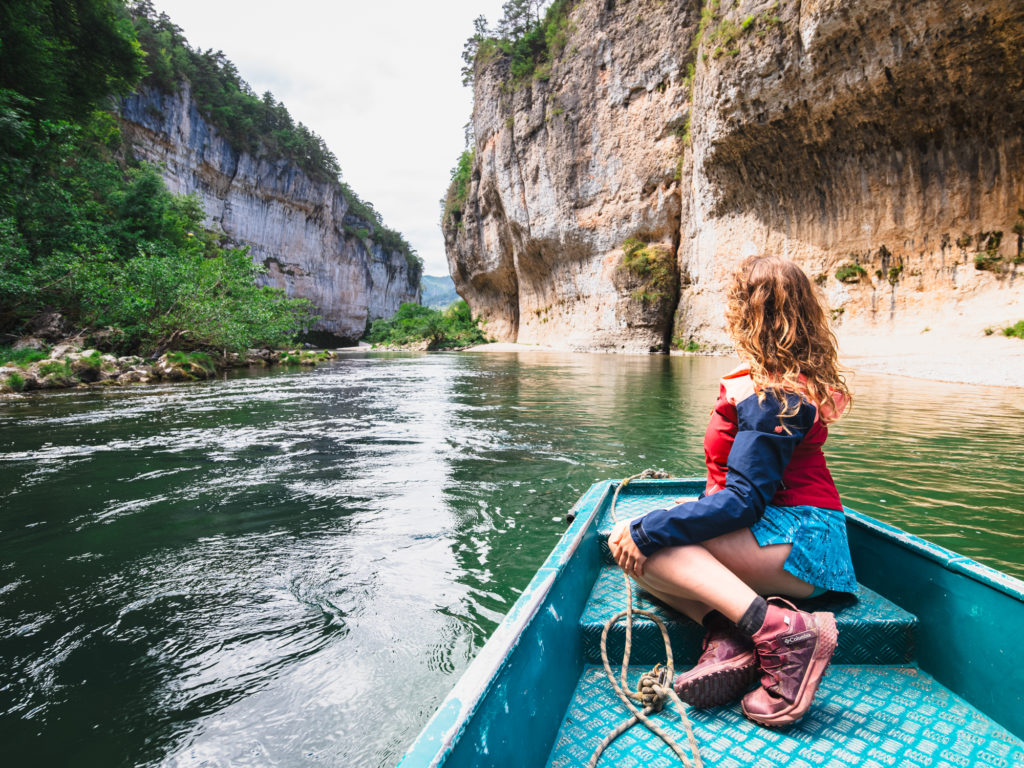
0;0;145;121
366;300;488;350
461;15;490;86
459;0;576;87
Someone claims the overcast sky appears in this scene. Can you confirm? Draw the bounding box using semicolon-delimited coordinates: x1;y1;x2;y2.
152;0;508;276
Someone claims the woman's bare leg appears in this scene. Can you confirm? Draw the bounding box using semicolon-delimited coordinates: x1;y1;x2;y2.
631;527;815;625
630;576;712;624
622;577;712;626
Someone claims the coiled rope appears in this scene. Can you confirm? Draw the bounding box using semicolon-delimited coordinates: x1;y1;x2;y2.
588;470;704;768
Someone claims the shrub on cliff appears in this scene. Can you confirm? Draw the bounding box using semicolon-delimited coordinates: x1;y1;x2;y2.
973;232;1004;272
441;149;475;229
619;237;677;304
835;264;868;283
1003;321;1024;339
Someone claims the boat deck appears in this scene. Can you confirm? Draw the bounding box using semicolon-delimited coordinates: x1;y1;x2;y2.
547;488;1024;767
399;479;1024;768
547;664;1022;768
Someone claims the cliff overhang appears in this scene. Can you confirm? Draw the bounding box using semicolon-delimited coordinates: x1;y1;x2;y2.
445;0;1024;352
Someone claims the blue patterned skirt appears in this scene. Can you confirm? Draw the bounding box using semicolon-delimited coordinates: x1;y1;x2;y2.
750;504;859;594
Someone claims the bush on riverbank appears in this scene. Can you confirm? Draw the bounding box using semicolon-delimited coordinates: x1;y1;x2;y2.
0;347;49;367
366;301;490;350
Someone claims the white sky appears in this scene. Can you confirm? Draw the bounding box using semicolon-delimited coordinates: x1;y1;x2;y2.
152;0;508;276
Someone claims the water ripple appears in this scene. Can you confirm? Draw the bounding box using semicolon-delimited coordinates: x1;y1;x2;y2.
0;354;1020;767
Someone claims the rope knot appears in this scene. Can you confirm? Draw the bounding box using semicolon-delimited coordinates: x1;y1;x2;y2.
637;664;671;712
620;469;671;490
592;469;703;768
638;468;671;480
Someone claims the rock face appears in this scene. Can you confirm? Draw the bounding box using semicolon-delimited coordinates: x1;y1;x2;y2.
446;0;1024;351
119;84;420;345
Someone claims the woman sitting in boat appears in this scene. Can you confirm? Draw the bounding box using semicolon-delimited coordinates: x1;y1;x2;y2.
608;254;857;727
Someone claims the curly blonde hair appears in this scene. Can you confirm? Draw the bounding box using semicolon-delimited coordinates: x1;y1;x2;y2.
725;255;851;423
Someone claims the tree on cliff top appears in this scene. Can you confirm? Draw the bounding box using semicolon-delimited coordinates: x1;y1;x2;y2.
461;0;575;87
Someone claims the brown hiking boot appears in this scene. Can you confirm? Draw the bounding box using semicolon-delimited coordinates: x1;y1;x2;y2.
741;597;838;727
674;623;757;708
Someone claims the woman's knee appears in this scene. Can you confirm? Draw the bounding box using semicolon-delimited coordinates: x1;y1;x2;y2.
643;543;706;580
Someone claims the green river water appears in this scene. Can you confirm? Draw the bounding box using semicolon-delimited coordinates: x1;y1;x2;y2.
1;351;1021;766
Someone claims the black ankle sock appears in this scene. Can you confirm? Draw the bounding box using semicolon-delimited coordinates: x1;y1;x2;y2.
701;609;728;631
737;597;768;636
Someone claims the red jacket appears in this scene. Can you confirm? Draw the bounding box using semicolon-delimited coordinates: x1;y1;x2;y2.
704;363;843;510
629;363;844;555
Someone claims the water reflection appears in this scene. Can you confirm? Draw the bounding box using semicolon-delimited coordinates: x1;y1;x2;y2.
830;371;1024;575
0;352;1020;766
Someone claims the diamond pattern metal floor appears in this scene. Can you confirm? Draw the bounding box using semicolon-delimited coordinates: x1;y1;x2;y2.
560;482;1022;766
545;665;1024;768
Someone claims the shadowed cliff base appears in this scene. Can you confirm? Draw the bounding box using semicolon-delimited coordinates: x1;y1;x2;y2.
300;330;361;349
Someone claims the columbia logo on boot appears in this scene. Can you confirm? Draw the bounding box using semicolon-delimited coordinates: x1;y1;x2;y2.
782;630;816;645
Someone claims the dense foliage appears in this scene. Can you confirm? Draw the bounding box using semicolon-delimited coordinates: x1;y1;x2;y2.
461;0;576;88
0;0;145;122
366;301;489;350
0;0;316;353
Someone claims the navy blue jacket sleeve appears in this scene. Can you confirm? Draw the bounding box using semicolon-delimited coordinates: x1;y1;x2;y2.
629;391;816;556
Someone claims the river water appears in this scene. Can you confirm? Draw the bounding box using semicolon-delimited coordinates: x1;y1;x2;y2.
1;352;1021;766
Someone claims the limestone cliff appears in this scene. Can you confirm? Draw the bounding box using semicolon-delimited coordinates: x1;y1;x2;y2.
446;0;1024;352
120;84;420;345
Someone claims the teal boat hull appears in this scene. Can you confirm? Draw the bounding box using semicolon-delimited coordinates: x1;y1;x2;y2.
399;479;1024;767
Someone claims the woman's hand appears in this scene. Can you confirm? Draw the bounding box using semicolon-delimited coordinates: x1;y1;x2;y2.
608;519;647;578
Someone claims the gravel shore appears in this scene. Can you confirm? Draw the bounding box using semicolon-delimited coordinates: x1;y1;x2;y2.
465;330;1024;390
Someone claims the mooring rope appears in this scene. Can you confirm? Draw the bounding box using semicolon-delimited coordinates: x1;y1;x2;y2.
589;470;703;768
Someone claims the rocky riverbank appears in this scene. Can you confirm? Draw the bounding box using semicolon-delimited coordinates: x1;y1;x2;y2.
0;341;336;395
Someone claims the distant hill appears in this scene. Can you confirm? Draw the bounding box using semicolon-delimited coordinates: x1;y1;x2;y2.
421;275;460;309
